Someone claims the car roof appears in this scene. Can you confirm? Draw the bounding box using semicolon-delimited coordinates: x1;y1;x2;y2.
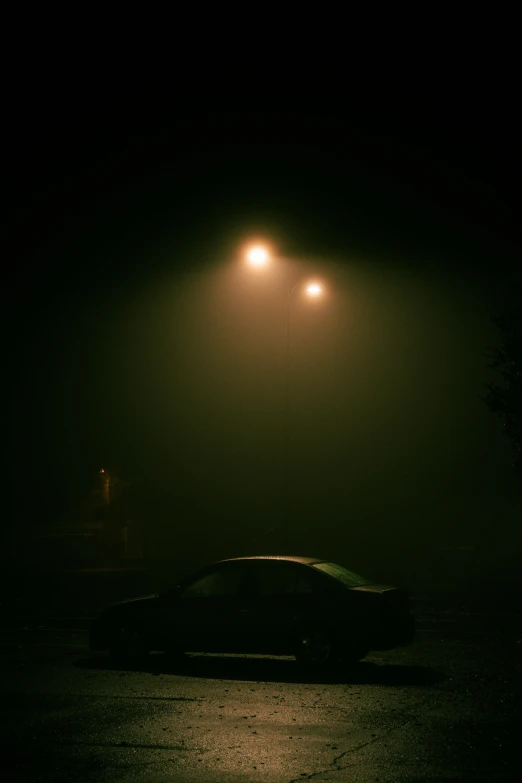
217;556;326;566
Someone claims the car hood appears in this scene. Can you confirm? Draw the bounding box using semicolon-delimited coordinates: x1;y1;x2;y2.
352;584;404;595
352;584;410;611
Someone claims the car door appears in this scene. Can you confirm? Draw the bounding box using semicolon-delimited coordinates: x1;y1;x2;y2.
152;561;250;653
238;560;319;654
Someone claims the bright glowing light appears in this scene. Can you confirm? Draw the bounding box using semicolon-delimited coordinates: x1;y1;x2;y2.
246;246;269;267
306;283;322;297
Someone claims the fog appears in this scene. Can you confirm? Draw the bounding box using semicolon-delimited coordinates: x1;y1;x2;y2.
13;230;520;581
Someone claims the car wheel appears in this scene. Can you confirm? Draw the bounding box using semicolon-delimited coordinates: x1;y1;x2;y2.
109;625;149;662
294;625;336;667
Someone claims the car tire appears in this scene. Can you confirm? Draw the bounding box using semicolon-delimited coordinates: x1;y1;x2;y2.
294;625;336;668
109;625;149;663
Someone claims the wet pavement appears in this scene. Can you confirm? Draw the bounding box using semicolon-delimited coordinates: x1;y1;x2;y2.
0;601;521;782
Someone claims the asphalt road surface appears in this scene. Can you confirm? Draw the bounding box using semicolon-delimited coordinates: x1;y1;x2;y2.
0;602;521;782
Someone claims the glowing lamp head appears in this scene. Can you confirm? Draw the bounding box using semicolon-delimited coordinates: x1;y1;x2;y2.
246;246;269;267
306;283;322;297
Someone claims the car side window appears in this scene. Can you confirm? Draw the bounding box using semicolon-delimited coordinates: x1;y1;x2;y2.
182;564;246;599
294;569;315;594
249;562;314;596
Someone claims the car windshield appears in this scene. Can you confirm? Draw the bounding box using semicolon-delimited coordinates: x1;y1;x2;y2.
311;561;373;589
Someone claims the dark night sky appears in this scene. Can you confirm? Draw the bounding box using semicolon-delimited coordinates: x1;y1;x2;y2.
5;55;521;566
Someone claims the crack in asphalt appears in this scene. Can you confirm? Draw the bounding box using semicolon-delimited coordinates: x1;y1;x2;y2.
286;698;433;783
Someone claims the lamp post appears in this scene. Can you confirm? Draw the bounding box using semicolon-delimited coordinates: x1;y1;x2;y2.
245;244;323;554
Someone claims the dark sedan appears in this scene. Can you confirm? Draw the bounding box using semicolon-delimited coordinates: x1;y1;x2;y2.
90;556;415;667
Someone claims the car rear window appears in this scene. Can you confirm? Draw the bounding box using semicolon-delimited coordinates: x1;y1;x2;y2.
311;562;372;589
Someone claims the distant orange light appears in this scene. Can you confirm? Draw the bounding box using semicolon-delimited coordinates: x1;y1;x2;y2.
246;246;269;267
306;283;322;297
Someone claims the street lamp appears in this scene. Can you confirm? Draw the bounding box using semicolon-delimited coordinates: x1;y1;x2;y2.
245;244;270;267
244;244;324;554
306;283;322;297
